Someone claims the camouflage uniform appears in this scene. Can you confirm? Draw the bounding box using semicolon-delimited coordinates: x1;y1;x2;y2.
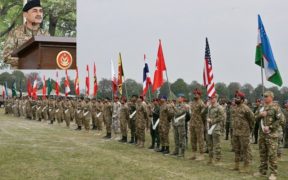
63;99;72;127
128;102;137;143
135;101;148;147
190;99;206;157
48;98;55;123
75;99;83;130
149;104;160;149
206;103;225;162
3;24;49;68
91;99;98;130
36;100;43;121
25;98;33;119
55;99;64;124
103;101;112;138
83;99;91;131
172;102;187;157
255;102;285;176
119;103;129;142
41;99;49;121
283;108;288;148
232;103;255;170
112;101;121;134
31;100;37;120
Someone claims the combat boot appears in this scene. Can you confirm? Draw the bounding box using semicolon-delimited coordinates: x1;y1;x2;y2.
128;137;135;144
75;126;81;130
118;136;125;142
196;153;205;161
123;136;127;143
163;146;170;154
138;141;144;148
156;146;165;152
189;152;196;160
49;120;53;124
231;162;240;171
171;148;179;156
92;125;97;130
268;174;277;180
207;157;213;165
240;162;250;173
178;149;185;158
148;144;155;149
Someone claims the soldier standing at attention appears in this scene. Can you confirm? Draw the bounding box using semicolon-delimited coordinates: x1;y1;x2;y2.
231;91;255;172
253;99;262;144
83;98;91;131
128;95;137;144
254;91;285;180
283;100;288;148
112;97;121;139
206;94;225;165
189;89;206;160
91;98;98;130
149;99;160;150
75;98;84;130
135;96;148;148
103;98;113;139
63;98;71;127
225;101;232;141
3;0;49;68
171;96;187;157
119;97;129;143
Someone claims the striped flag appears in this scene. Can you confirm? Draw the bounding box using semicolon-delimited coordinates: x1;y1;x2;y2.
142;54;152;96
118;53;124;96
111;60;117;96
86;65;90;96
65;70;71;97
75;66;80;96
42;75;46;99
203;38;216;97
55;71;60;96
32;75;38;100
93;63;98;97
255;15;282;86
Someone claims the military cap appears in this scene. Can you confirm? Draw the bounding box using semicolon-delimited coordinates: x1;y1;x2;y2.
264;91;274;98
235;90;245;99
23;0;42;12
193;88;202;96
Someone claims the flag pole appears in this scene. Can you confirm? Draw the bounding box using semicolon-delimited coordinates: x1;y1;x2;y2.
260;58;265;96
165;70;172;99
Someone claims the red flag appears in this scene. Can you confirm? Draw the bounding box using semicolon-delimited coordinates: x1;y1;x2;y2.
2;86;5;99
75;66;80;96
152;40;167;92
55;71;60;96
111;60;117;96
86;65;90;96
42;75;46;99
93;63;98;97
32;75;37;100
65;70;71;97
27;79;32;97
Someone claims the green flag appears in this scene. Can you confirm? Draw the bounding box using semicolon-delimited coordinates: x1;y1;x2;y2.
47;78;52;96
12;80;17;97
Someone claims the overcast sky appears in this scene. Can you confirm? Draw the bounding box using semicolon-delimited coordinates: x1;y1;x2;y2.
4;0;288;90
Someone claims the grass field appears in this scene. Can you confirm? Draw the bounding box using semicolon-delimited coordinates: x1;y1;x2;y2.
0;109;288;180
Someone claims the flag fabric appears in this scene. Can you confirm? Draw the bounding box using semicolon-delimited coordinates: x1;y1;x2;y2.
55;71;60;96
111;60;117;96
4;81;8;97
12;80;17;97
93;63;98;97
203;38;216;98
47;78;52;96
19;80;23;98
86;65;90;96
255;15;283;87
117;53;124;96
42;75;46;99
65;70;71;97
75;66;80;96
2;85;6;99
32;76;38;100
142;54;152;96
152;40;167;92
27;79;32;97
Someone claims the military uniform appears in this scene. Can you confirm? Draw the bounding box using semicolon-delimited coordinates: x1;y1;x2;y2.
3;24;49;68
190;99;206;159
283;108;288;148
255;100;285;177
83;99;91;131
149;104;160;149
128;102;137;143
55;99;64;124
119;103;129;142
36;100;43;121
171;102;187;157
232;103;255;170
75;99;83;130
135;101;148;147
63;99;72;127
103;101;112;138
41;99;49;121
112;101;121;135
206;102;225;163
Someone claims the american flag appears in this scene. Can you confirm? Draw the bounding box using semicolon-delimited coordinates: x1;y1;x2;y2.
203;38;216;97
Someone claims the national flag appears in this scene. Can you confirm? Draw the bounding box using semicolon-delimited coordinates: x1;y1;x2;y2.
152;40;167;92
75;66;80;96
255;15;283;87
27;79;32;97
65;70;71;97
32;76;38;100
86;65;90;96
4;81;8;97
111;60;117;96
2;85;6;99
118;53;124;96
93;63;98;97
12;80;17;97
142;54;152;96
203;38;216;98
47;78;52;96
42;75;46;99
55;71;60;96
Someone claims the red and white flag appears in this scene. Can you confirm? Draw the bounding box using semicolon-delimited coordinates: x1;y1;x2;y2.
111;60;117;96
42;75;46;99
142;54;152;96
55;71;60;96
27;78;32;97
203;38;216;97
86;65;90;96
75;66;80;96
32;75;38;100
93;63;98;97
152;40;167;92
65;70;71;97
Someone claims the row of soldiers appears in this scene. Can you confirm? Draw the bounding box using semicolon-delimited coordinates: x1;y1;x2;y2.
3;90;288;180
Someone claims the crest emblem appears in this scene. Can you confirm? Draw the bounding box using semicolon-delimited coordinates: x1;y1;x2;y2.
56;51;73;69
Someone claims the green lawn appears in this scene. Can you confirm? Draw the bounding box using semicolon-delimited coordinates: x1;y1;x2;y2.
0;109;287;180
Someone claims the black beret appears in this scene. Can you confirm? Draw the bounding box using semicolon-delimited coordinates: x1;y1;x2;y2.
23;0;42;12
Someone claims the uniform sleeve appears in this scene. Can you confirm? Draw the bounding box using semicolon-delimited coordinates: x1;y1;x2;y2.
212;106;225;125
3;30;19;67
270;105;283;131
245;106;255;130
